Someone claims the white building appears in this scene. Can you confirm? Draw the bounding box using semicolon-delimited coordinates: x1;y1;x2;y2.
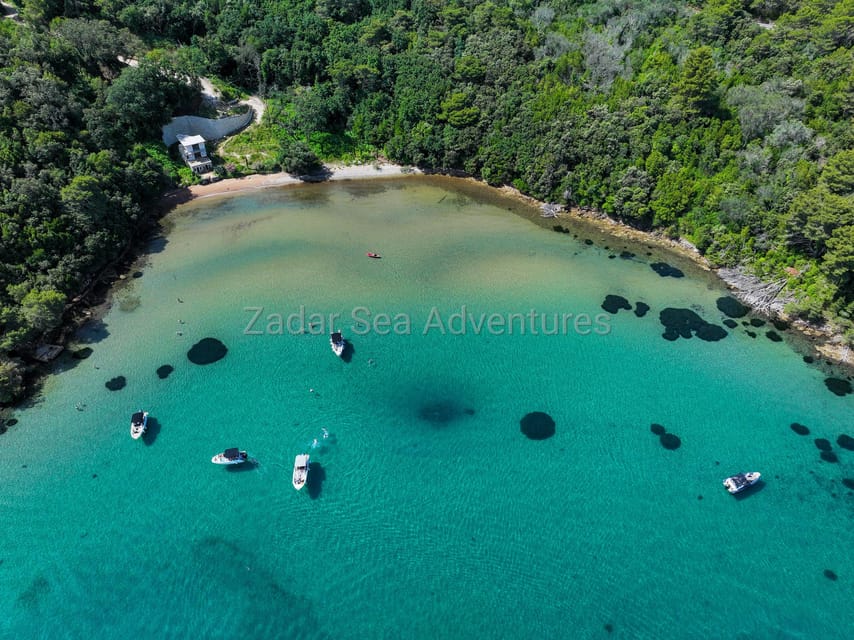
176;134;213;174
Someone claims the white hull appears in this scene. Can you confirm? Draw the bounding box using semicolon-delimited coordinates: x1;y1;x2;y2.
293;454;310;490
723;472;761;494
130;412;148;440
330;331;345;357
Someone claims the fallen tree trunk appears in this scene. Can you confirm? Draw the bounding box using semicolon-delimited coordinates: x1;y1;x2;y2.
717;267;792;315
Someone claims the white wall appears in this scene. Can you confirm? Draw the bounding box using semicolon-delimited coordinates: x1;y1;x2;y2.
161;109;255;146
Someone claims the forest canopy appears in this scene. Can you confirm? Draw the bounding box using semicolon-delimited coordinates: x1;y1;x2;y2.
1;0;853;401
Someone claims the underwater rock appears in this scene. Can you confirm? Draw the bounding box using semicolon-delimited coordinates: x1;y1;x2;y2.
660;433;681;450
841;478;854;490
790;423;810;436
773;319;790;331
766;331;783;342
814;438;832;451
803;355;814;364
750;318;766;327
824;569;838;581
745;330;757;338
634;302;650;318
716;296;749;318
821;451;839;463
619;251;635;260
105;376;126;391
583;239;593;246
520;412;556;440
132;271;143;278
71;347;93;360
824;378;852;396
187;338;228;365
722;319;738;329
650;262;684;278
601;295;632;314
659;308;728;342
650;423;666;435
156;365;174;379
836;434;854;451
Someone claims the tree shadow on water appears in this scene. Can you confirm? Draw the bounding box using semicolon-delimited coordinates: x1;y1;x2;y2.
75;319;110;344
142;417;161;446
307;462;326;499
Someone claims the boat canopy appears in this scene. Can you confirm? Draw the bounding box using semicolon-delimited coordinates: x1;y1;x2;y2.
331;332;343;342
224;448;241;460
132;411;145;424
728;474;748;488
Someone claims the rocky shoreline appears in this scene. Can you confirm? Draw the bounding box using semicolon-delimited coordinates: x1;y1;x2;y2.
491;188;852;369
2;163;850;418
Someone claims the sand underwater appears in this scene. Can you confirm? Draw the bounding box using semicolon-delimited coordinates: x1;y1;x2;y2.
1;176;853;639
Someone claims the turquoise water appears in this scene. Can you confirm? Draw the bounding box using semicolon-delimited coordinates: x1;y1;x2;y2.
2;177;853;639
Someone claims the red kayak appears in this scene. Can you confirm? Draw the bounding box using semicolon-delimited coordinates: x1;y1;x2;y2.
366;252;382;259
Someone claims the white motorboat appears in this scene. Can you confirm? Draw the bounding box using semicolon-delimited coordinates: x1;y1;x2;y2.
330;331;345;357
211;448;248;465
130;411;148;440
293;454;310;490
723;472;761;494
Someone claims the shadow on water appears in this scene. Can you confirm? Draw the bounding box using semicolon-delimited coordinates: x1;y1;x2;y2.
225;459;260;473
49;346;95;375
341;340;355;364
75;319;110;344
733;480;766;501
145;234;169;254
142;417;161;446
307;461;326;500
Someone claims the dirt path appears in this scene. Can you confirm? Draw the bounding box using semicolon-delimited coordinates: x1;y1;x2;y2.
199;77;266;124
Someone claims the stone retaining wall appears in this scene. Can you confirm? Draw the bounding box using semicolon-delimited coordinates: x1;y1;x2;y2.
161;109;254;146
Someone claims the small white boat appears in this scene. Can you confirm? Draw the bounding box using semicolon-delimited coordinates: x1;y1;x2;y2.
211;448;248;465
293;454;310;490
723;472;761;494
130;411;148;440
330;331;345;357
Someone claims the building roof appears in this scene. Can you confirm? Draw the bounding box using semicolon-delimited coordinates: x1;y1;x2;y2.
176;134;206;146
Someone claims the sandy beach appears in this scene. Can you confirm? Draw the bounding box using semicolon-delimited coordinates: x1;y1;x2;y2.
186;163;420;199
162;162;852;368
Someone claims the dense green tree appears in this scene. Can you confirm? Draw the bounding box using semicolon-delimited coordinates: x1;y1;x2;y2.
674;46;718;115
0;356;24;404
1;0;854;397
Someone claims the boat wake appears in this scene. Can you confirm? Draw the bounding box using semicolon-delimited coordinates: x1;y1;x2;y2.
309;427;336;453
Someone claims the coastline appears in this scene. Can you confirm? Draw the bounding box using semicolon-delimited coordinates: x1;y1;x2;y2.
183;163;421;200
170;163;851;368
2;161;848;418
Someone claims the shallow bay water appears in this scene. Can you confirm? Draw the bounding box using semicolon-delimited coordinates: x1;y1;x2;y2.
1;177;852;639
